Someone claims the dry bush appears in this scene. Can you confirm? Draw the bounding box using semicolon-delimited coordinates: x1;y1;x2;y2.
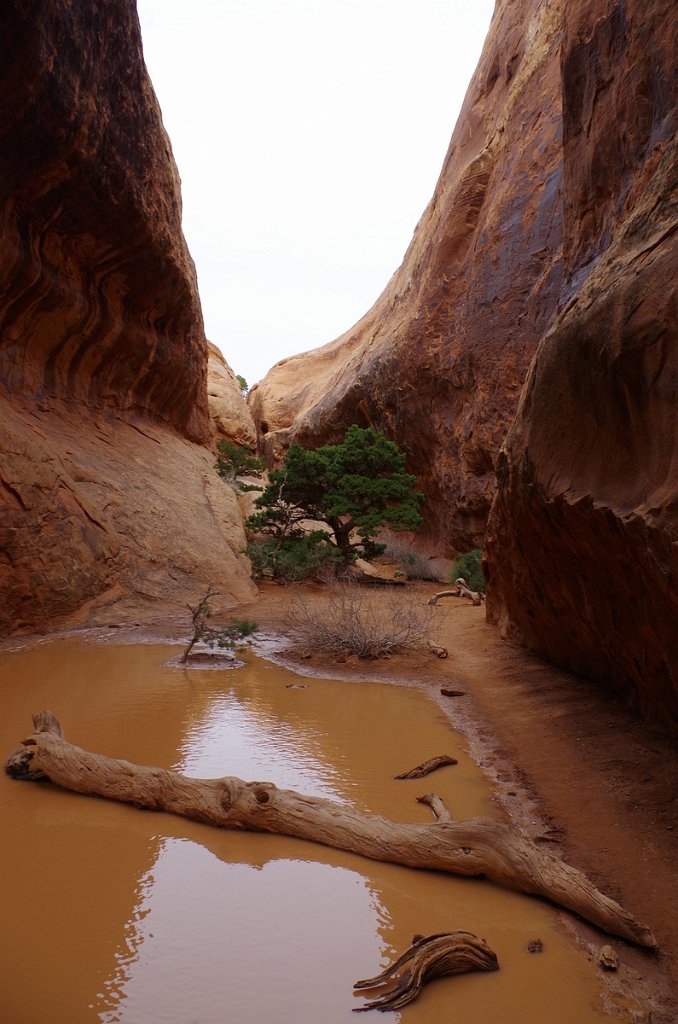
377;533;449;582
283;582;440;658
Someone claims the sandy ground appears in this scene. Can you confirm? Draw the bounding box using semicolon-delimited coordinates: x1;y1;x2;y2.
233;580;678;1023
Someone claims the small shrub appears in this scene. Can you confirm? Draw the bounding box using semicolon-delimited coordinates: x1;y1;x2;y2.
283;582;440;658
181;587;258;663
450;549;485;593
216;440;265;489
245;533;344;584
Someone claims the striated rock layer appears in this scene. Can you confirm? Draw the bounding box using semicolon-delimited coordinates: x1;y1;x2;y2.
251;0;567;551
485;0;678;730
0;1;256;632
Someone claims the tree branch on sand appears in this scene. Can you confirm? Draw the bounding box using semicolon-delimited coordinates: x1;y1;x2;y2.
5;711;657;949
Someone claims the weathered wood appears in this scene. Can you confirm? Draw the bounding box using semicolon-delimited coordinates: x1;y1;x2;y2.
417;792;452;822
394;755;458;780
5;712;657;948
427;590;458;606
426;641;449;659
428;581;482;607
456;578;483;605
353;931;499;1011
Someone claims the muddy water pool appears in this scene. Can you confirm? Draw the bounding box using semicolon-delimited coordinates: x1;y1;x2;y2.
0;638;635;1023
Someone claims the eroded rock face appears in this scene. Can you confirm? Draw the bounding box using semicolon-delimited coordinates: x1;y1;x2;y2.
207;343;257;446
251;0;567;552
485;0;678;730
0;1;256;632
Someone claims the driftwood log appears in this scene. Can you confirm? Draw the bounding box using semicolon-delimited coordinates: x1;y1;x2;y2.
394;755;458;780
428;580;482;606
353;931;499;1011
5;712;656;949
426;641;449;659
416;793;453;822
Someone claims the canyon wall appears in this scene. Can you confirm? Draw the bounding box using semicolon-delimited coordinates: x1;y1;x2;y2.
251;0;566;552
485;0;678;730
252;0;678;728
0;0;256;633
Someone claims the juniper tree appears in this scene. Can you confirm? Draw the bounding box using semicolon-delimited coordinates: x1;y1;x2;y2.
246;425;423;560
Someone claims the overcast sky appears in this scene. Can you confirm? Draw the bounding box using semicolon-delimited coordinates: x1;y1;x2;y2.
136;0;495;386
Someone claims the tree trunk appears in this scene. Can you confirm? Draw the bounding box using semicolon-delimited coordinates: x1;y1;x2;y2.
5;711;656;949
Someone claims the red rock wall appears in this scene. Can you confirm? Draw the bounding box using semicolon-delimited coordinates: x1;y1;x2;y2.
485;0;678;729
250;0;567;552
0;1;257;632
1;0;207;440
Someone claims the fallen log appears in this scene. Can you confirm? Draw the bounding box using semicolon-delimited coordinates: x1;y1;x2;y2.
416;793;452;822
353;931;499;1011
394;755;458;779
428;581;482;607
5;711;657;949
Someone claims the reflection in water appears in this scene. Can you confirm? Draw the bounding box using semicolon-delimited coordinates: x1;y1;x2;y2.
0;639;638;1023
177;690;344;800
97;839;386;1024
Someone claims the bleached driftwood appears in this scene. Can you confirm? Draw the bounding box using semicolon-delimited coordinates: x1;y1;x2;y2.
416;792;453;822
428;579;482;606
5;711;656;948
353;931;499;1011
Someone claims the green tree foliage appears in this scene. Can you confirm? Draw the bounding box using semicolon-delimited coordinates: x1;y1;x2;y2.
236;374;249;395
245;533;345;583
450;549;485;593
215;440;265;490
246;425;423;560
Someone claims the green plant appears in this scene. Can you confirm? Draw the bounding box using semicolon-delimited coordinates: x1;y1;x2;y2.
236;374;249;396
246;426;423;561
245;533;344;583
215;440;265;490
180;587;258;663
450;549;485;593
283;582;439;658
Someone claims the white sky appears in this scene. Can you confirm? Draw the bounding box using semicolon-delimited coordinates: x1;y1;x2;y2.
136;0;495;387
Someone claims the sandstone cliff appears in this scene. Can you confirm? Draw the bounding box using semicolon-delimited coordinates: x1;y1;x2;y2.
250;0;567;552
251;0;678;728
486;0;678;730
207;343;257;447
0;1;256;632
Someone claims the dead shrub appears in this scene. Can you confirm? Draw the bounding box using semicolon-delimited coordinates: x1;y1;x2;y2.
378;534;448;582
283;582;440;658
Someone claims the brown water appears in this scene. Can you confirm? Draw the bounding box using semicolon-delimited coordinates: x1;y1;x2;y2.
0;638;635;1023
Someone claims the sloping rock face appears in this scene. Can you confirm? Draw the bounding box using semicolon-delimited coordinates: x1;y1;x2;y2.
485;0;678;730
250;0;567;552
207;343;257;446
0;1;256;632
